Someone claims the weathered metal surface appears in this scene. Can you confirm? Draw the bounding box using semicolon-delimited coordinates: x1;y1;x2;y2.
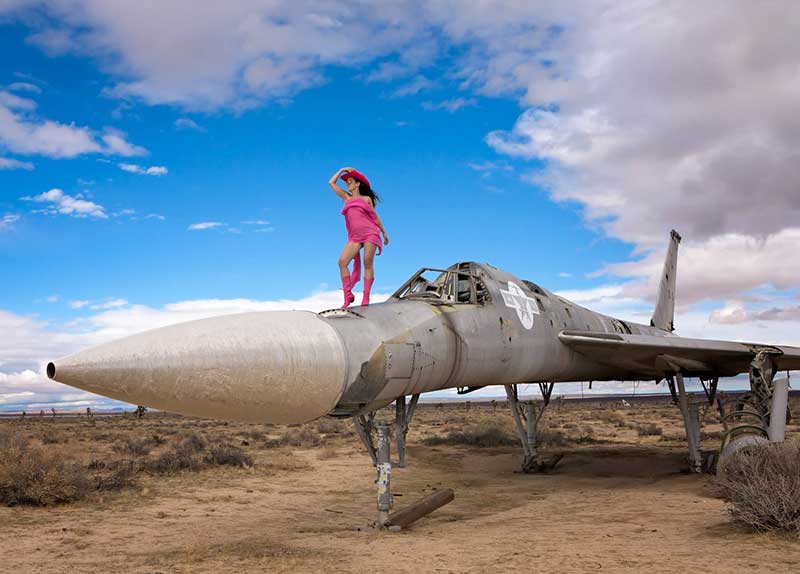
768;377;789;442
49;311;347;424
675;373;702;473
651;229;681;331
376;424;393;526
48;232;800;427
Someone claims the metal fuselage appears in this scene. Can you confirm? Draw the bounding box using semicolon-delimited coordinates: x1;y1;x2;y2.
324;262;665;417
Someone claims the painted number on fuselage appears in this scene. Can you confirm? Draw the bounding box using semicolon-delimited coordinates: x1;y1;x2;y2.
500;281;539;330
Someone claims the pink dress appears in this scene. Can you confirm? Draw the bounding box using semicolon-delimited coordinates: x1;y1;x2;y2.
341;197;382;286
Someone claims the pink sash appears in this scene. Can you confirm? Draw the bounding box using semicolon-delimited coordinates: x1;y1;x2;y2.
341;198;382;286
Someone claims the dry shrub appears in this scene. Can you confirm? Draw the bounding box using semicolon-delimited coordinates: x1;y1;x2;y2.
636;423;663;437
204;444;252;467
0;430;90;505
113;437;155;457
597;411;627;427
41;431;66;444
716;441;800;535
267;427;322;448
241;429;267;441
96;460;139;491
315;417;349;435
422;422;517;447
151;433;168;446
146;434;206;474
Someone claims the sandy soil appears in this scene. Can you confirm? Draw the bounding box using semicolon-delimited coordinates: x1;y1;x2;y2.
2;397;799;574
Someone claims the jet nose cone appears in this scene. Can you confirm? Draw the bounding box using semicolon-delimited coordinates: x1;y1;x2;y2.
48;311;348;424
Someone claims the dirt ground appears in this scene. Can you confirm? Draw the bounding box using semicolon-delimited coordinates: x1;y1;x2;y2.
2;396;799;574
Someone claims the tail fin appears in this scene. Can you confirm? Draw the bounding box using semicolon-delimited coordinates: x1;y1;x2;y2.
650;230;681;332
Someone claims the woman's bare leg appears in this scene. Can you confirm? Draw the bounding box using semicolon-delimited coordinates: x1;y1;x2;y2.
362;243;377;281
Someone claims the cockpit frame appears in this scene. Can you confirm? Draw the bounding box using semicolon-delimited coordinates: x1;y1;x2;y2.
390;264;490;305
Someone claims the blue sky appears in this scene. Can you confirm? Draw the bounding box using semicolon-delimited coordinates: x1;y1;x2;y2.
1;20;630;314
2;2;799;410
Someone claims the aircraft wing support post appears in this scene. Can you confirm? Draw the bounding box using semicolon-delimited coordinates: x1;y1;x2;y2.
674;372;703;473
504;383;561;473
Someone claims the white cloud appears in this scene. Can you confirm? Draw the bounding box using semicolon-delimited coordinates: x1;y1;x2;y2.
0;102;147;159
7;82;42;93
100;129;147;157
46;295;59;303
392;75;435;98
0;156;34;170
241;219;270;225
601;230;800;306
174;117;204;131
188;221;223;231
69;300;89;309
89;298;128;310
21;188;107;218
0;214;20;231
0;89;37;111
118;163;168;175
422;97;476;113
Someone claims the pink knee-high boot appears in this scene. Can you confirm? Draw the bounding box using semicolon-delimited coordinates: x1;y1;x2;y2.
341;275;355;308
361;277;374;306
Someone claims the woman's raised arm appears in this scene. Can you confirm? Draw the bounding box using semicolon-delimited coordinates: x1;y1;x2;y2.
328;167;352;200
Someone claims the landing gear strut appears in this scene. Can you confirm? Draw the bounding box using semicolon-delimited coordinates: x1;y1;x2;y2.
504;383;561;473
669;372;703;473
352;394;421;527
716;350;791;472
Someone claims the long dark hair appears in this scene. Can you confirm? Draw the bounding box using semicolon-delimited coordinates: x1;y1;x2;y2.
358;183;380;206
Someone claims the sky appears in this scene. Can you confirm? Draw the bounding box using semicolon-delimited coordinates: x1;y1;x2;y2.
2;1;799;411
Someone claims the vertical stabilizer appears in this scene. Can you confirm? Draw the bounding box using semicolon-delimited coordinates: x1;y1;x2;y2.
650;230;681;331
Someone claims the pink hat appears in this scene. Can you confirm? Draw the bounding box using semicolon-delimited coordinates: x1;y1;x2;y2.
340;169;371;188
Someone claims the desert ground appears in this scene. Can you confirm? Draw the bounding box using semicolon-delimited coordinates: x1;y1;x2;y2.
2;394;799;574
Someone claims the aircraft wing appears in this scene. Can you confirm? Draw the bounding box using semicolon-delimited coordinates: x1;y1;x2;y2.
558;330;800;378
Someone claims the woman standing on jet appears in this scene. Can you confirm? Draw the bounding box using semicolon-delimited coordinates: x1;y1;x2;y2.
328;166;389;308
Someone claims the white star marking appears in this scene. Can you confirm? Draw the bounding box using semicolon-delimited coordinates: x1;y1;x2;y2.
500;281;539;330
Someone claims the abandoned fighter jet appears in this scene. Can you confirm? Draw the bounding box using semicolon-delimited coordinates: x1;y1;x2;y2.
49;231;799;478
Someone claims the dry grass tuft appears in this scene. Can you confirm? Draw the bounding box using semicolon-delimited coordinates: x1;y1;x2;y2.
422;421;517;447
315;417;351;435
0;430;90;505
146;434;207;474
204;444;253;467
113;437;156;457
636;423;663;437
716;441;800;536
267;427;322;448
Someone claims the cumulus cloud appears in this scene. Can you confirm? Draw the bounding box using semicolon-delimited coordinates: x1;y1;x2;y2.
174;117;204;131
0;213;20;231
89;298;128;310
7;81;42;93
118;163;168;176
0;89;37;111
21;188;107;218
187;221;222;231
0;156;34;169
600;230;800;306
479;2;800;244
422;97;476;113
0;101;147;158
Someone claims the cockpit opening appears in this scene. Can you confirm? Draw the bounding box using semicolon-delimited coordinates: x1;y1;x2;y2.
392;263;490;305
